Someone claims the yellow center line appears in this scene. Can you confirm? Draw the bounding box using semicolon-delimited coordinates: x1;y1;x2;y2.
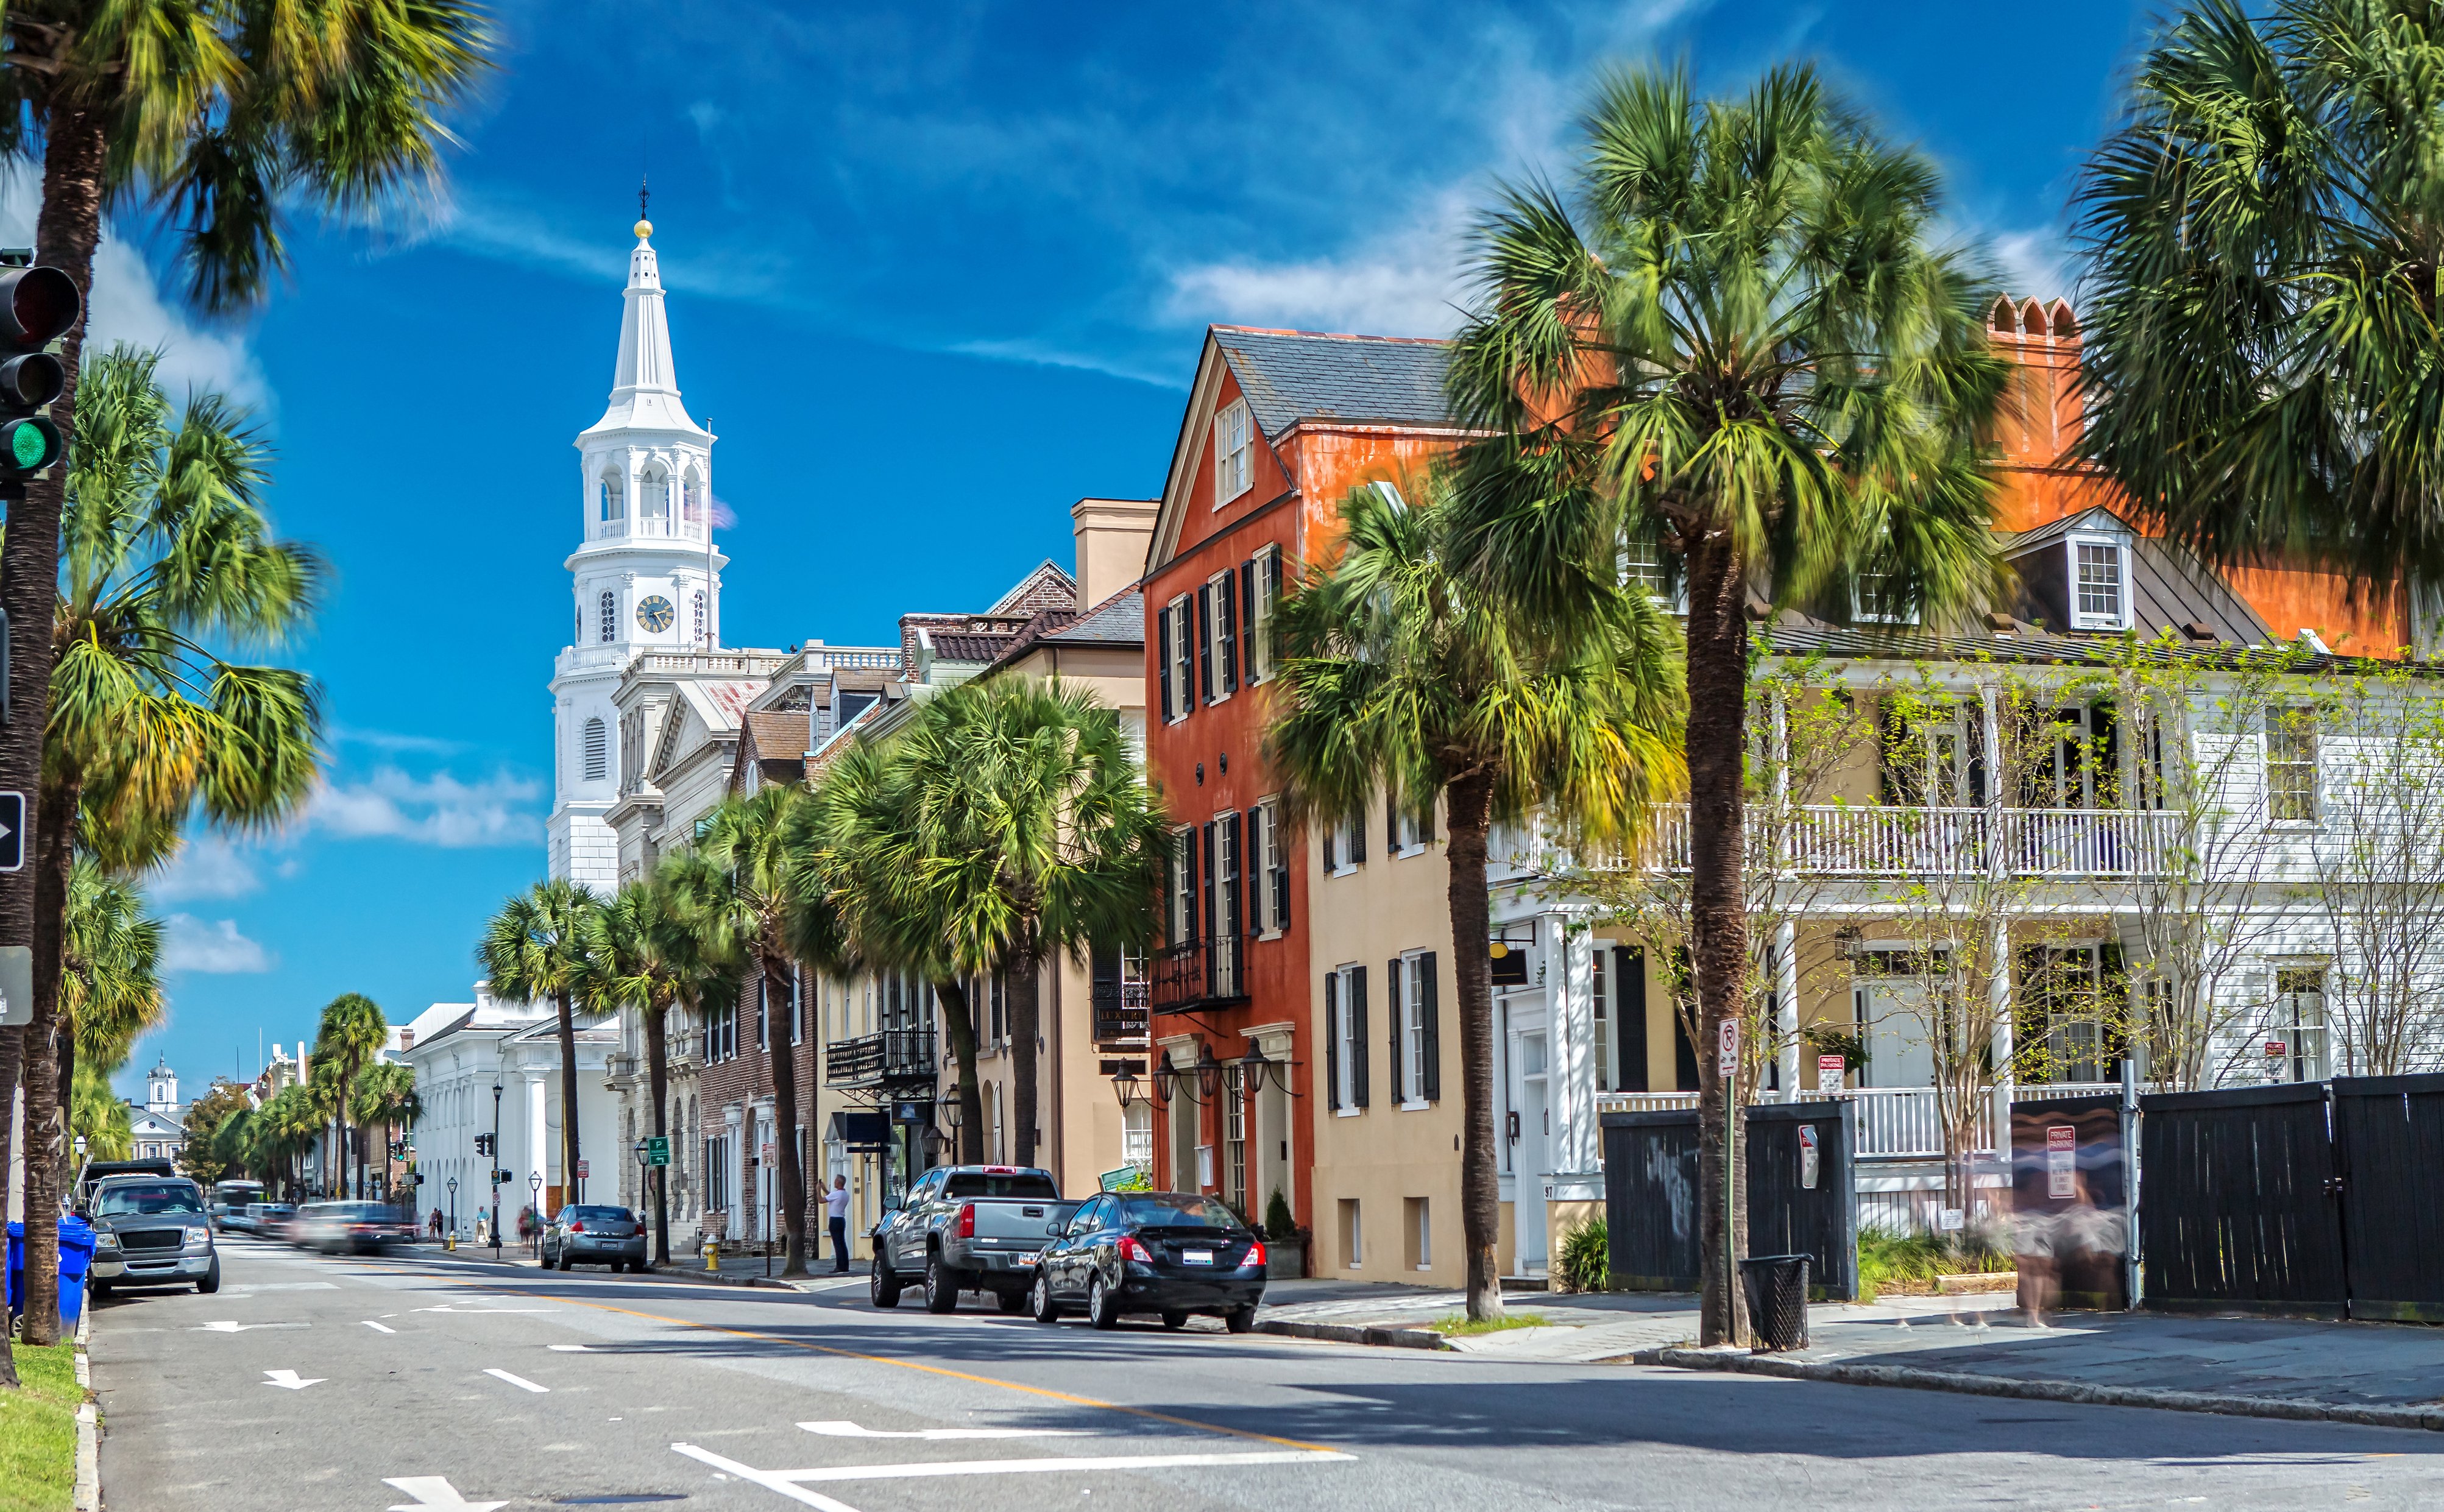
357;1256;1340;1455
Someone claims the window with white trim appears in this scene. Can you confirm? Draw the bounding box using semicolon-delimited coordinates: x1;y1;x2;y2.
1166;595;1193;722
1214;399;1253;503
2267;707;2318;822
1249;546;1281;683
1253;799;1289;935
1205;570;1238;700
1391;791;1434;855
2069;536;2129;630
1322;807;1365;874
598;590;617;643
599;472;625;523
1167;826;1196;944
1400;949;1430;1104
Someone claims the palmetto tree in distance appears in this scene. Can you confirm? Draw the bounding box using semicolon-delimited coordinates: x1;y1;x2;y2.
350;1061;421;1205
2073;0;2444;606
581;872;738;1266
480;880;600;1210
313;994;386;1199
1442;65;2007;1342
1267;470;1684;1322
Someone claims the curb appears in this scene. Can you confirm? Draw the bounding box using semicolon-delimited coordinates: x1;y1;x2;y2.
73;1305;98;1512
1634;1346;2444;1433
1255;1318;1451;1351
646;1262;806;1291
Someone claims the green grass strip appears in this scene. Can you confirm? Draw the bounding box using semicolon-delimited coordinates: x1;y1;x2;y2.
0;1341;83;1512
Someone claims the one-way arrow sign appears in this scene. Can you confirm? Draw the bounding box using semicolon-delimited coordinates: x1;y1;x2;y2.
383;1475;508;1511
261;1369;324;1390
0;789;23;872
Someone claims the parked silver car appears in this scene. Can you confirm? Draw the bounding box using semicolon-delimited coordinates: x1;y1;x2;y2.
85;1175;219;1297
542;1204;646;1272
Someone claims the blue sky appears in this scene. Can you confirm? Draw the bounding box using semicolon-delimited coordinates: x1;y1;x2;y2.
79;0;2155;1097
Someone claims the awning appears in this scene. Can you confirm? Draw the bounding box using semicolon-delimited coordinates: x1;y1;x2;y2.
826;1111;889;1151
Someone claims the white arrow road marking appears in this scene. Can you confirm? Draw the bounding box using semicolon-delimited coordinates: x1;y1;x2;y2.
798;1420;1088;1440
672;1443;1351;1510
670;1447;863;1512
382;1475;508;1511
362;1320;397;1334
261;1369;324;1390
483;1368;548;1394
547;1344;596;1352
194;1321;308;1332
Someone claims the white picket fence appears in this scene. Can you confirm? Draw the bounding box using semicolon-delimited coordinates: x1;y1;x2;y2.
1595;1083;2123;1159
1631;804;2178;878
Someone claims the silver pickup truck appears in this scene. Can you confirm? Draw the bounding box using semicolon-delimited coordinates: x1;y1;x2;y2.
870;1165;1079;1314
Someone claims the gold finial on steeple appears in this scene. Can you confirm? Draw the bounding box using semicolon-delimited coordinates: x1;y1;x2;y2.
634;174;651;239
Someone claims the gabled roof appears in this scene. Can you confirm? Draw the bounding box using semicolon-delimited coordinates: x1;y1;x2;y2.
1210;327;1456;437
986;561;1078;618
1045;588;1144;648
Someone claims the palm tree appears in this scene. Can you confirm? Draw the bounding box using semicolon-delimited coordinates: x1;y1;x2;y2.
667;787;840;1277
0;7;486;1351
253;1084;320;1203
12;348;319;1346
817;678;1164;1173
1442;65;2007;1343
2071;0;2444;596
350;1061;420;1205
56;857;165;1157
479;880;600;1209
581;872;737;1266
1267;469;1684;1321
312;994;387;1199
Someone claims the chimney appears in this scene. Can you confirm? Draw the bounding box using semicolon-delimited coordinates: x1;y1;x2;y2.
1070;498;1160;612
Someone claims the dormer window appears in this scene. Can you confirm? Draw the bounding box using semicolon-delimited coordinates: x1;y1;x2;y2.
2070;535;2129;631
1851;570;1916;626
1214;398;1253;503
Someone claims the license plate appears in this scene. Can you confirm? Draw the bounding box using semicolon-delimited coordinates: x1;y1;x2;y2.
1016;1254;1039;1266
1183;1249;1213;1265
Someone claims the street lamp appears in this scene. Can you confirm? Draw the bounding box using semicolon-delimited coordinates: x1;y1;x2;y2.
491;1081;504;1260
445;1175;459;1251
529;1171;543;1262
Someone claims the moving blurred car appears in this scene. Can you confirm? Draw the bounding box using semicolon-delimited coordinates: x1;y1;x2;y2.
243;1201;298;1241
294;1201;417;1254
1029;1190;1264;1332
210;1179;266;1231
86;1175;219;1297
542;1205;647;1272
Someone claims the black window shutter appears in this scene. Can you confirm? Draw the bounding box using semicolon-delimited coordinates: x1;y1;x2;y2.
1349;802;1367;864
1156;606;1173;721
1219;578;1238;693
1240;560;1257;683
1351;964;1370;1108
1386;788;1400;853
1420;952;1441;1100
1197;585;1214;704
1420;789;1436;844
1201;820;1217;945
1270;809;1290;932
1617;947;1649;1092
1325;970;1341;1111
1384;956;1403;1102
1182;827;1200;942
1322;814;1336;873
1227;813;1244;939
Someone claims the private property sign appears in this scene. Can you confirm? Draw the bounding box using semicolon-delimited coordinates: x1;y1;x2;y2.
2047;1125;2077;1199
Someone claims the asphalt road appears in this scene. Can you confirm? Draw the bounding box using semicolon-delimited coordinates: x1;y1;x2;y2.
87;1235;2444;1511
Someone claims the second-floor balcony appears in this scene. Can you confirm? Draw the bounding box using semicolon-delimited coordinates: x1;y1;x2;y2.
1627;803;2178;880
1150;936;1248;1014
1091;978;1150;1046
824;1030;937;1088
1596;1082;2125;1159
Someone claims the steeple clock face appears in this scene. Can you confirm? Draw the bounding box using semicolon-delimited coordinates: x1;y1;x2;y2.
636;595;676;633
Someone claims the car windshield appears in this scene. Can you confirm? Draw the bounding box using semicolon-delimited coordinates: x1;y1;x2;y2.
1113;1195;1244;1230
567;1206;632;1223
943;1173;1059;1200
95;1183;204;1218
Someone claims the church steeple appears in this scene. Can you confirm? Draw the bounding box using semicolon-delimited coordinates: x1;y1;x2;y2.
590;216;702;437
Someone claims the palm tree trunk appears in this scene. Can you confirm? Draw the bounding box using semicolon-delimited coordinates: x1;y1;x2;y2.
1444;771;1507;1323
0;1024;18;1386
647;1003;671;1266
1;106;105;1353
933;979;985;1164
18;774;77;1344
555;987;581;1206
1009;942;1041;1169
1684;529;1752;1349
760;951;809;1276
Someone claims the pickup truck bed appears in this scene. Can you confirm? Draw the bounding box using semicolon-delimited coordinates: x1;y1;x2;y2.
871;1165;1079;1313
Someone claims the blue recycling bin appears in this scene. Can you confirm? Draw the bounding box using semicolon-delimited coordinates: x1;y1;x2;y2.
6;1216;97;1325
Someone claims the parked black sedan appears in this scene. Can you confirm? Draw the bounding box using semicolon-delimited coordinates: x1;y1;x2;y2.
1028;1190;1264;1331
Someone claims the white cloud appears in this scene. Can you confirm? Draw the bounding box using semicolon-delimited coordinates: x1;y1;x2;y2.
162;914;275;975
0;164;271;409
1993;229;2073;302
310;767;543;848
1164;191;1473;339
146;836;262;903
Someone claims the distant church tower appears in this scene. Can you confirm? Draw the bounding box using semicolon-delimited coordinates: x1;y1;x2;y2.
547;211;726;891
146;1058;179;1114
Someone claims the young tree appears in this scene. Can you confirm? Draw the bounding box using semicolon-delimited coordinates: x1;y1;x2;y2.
1267;469;1683;1321
1443;65;2006;1341
479;880;600;1211
178;1078;255;1186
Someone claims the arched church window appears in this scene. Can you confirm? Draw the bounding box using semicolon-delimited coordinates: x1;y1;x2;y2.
643;470;671;533
598;590;616;643
682;473;704;535
692;590;706;643
582;717;609;781
599;472;625;523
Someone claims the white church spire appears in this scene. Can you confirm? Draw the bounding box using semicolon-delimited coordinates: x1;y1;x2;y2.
588;216;703;437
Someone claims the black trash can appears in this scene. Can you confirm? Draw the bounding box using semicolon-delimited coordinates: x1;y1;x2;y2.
1740;1253;1812;1352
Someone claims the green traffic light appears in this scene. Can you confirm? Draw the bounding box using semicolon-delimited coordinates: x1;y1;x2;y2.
11;425;43;467
0;417;57;474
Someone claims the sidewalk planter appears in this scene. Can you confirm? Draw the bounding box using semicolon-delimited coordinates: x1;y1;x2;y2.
1264;1237;1306;1279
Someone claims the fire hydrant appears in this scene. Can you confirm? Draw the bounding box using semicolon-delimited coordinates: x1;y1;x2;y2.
703;1237;719;1271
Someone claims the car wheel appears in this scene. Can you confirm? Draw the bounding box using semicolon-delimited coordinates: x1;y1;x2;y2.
871;1261;903;1309
996;1288;1028;1315
1030;1271;1061;1324
197;1261;221;1296
558;1248;573;1271
90;1280;111;1301
1225;1305;1256;1334
1088;1274;1121;1330
1161;1311;1188;1331
923;1256;960;1314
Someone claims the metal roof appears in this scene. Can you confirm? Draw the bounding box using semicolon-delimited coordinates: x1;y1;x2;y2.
1210;327;1456;437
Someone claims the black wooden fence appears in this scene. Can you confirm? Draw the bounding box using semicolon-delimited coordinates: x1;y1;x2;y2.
1601;1100;1857;1301
2331;1073;2444;1323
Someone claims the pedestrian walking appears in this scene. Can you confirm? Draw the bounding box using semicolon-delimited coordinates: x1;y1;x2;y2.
826;1176;852;1274
429;1207;444;1240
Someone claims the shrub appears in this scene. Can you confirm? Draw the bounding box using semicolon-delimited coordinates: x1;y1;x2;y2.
1264;1187;1297;1240
1855;1226;2013;1301
1557;1215;1611;1292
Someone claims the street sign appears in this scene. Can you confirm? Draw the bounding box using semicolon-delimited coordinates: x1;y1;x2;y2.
1717;1017;1740;1076
1798;1124;1819;1190
0;790;23;873
0;943;29;1028
2047;1125;2077;1199
644;1136;670;1167
1817;1053;1845;1085
575;1159;589;1179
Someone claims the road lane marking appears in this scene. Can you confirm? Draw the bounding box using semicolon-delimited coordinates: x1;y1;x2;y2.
413;1306;553;1314
362;1320;397;1334
262;1369;324;1390
194;1321;308;1332
799;1420;1088;1440
383;1475;508;1511
228;1282;339;1292
547;1344;596;1351
671;1443;1348;1510
483;1368;550;1394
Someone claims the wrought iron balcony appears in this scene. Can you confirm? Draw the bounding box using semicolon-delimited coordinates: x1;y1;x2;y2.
1091;978;1151;1046
1150;936;1248;1014
824;1030;937;1087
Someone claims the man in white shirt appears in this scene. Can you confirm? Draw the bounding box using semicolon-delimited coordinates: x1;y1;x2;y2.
826;1176;852;1274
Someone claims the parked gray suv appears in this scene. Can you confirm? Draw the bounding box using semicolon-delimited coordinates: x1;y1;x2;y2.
87;1175;219;1296
542;1205;646;1272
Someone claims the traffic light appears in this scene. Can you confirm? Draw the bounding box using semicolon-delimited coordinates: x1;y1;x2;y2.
0;255;76;486
474;1132;494;1156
